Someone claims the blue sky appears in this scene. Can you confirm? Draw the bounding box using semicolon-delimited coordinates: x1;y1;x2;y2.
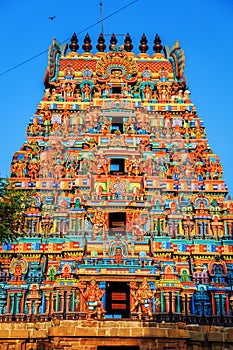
0;0;233;195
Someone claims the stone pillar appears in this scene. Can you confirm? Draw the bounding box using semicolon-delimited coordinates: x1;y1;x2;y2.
187;294;192;314
160;291;165;312
197;222;202;236
226;294;230;315
16;293;22;314
20;291;26;313
211;293;216;314
66;290;71;312
60;291;64;313
176;292;181;313
51;292;55;313
214;294;220;315
9;293;15;314
203;222;207;235
44;292;50;313
171;293;176;313
164;292;170;313
34;300;40;314
56;291;60;312
70;290;75;312
221;294;226;315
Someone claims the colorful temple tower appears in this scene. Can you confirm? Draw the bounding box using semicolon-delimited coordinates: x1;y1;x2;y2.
1;33;233;349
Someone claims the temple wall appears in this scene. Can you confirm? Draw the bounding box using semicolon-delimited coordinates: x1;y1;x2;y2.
0;320;233;350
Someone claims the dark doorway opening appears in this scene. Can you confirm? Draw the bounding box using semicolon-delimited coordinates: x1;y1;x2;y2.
111;86;122;94
109;212;126;234
111;117;123;134
110;158;125;175
105;281;130;318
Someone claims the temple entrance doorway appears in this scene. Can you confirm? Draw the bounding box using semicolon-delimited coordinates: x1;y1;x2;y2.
105;282;130;318
109;212;126;234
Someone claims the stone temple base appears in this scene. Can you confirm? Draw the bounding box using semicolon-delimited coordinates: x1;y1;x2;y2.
0;320;233;350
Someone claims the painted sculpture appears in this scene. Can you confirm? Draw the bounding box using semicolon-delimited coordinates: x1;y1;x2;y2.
1;33;233;325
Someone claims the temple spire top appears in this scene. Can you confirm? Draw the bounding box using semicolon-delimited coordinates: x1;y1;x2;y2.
109;33;117;51
124;33;133;53
69;32;79;53
153;33;164;58
138;33;149;58
96;33;106;53
82;33;92;54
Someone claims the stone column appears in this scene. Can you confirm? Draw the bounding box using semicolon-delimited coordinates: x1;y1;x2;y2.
211;293;216;314
16;293;22;314
176;291;181;313
20;291;26;313
70;290;75;312
186;294;192;314
164;292;170;313
44;292;50;313
160;291;165;312
66;290;71;312
9;293;15;314
221;294;227;315
51;292;55;313
60;291;64;312
56;290;60;312
171;293;176;313
226;294;230;315
214;294;220;315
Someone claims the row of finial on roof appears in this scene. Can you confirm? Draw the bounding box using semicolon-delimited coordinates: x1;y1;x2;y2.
68;32;163;54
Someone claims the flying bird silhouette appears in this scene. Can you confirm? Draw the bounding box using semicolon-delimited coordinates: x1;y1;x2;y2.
49;16;56;20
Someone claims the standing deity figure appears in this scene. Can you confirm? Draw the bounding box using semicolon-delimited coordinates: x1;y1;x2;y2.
80;278;105;320
28;159;40;179
126;155;141;176
95;152;109;175
87;211;108;239
82;83;92;101
157;81;172;102
62;80;76;101
143;84;152;101
130;278;156;320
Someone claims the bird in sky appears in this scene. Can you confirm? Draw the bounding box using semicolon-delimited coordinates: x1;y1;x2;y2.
49;16;56;20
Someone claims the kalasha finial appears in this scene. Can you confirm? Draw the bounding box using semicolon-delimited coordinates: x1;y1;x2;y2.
69;32;79;52
153;33;162;53
124;33;133;52
82;33;92;53
109;33;117;51
139;33;148;53
96;33;106;52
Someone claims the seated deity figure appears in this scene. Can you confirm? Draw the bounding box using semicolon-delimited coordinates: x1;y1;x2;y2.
142;66;152;80
64;63;74;79
82;64;93;79
110;68;124;83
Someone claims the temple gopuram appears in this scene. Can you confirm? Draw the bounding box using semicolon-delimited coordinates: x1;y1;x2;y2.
1;32;233;349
